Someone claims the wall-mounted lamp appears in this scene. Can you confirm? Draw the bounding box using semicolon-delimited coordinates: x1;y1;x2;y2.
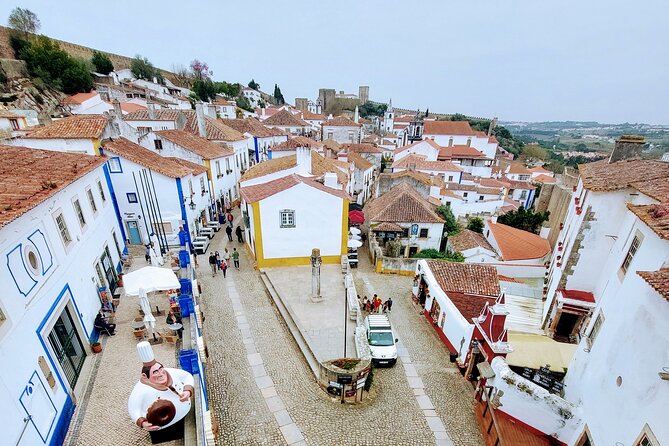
189;200;197;211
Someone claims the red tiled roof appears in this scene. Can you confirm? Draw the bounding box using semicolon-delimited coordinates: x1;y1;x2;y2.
627;203;669;240
449;229;495;253
487;222;550;261
301;110;325;121
579;159;669;192
438;145;488;160
477;178;509;188
423;120;474;136
386;170;434;185
637;269;669;301
124;109;183;122
165;157;208;176
102;138;198;178
505;179;537;190
0;145;106;227
240;174;349;203
392;154;463;173
529;166;551;173
0;109;22;119
220;117;287;138
24;115;108;139
322;116;361;128
445;291;497;322
63;91;98;105
507;162;532;174
371;222;404;232
156;130;233;159
558;289;595;303
263;109;309;127
630;177;669;202
240;151;349;186
365;183;444;223
393;139;441;155
348;152;374;170
343;143;384;154
271;136;322;151
532;174;557;184
426;260;500;297
119;102;146;113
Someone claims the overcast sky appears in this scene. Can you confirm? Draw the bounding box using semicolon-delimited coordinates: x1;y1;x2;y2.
3;0;668;124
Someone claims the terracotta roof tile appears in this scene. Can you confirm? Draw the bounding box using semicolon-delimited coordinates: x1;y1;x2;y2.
487;222;550;261
637;269;669;301
156;130;233;159
507;162;532;174
438;145;488;160
240;151;349;186
271;137;322;152
62;91;98;105
220;117;287;137
630;177;669;202
24;115;108;139
240;174;349;203
531;174;557;184
423;121;474;136
449;229;495;253
371;222;404;232
392;154;463;172
385;170;434;185
393;139;441;155
322;116;361;128
579;159;669;192
263;110;309;127
0;145;106;227
348;152;374;170
102;138;197;178
425;260;500;297
627;203;669;240
124;109;183;122
301;110;325;121
343;143;384;154
0;109;22;119
445;291;497;322
366;183;444;223
505;179;536;190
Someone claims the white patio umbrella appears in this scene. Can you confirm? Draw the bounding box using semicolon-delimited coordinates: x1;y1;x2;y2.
138;287;158;342
123;266;181;296
350;234;362;241
347;239;363;249
349;227;361;235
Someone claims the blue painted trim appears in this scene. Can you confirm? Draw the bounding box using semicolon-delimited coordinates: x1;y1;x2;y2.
176;178;192;246
458;172;463;184
49;396;74;446
105;155;123;173
103;164;128;244
28;229;53;275
19;370;57;443
524;189;533;209
6;243;37;297
126;192;138;203
253;137;259;163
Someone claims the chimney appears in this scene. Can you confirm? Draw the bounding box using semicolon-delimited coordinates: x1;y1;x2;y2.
147;102;156;120
261;107;266;117
112;99;123;117
296;146;312;176
324;172;341;189
609;135;644;163
354;106;359;124
195;102;207;138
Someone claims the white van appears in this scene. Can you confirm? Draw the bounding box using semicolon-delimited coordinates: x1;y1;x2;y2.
364;314;398;367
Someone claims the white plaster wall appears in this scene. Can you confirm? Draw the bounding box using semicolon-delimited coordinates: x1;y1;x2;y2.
125;119;177;132
0;166;123;446
259;184;344;259
394;141;439;161
322;125;360;144
13;138;96;155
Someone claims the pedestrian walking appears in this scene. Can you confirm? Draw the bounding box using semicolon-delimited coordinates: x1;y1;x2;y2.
232;248;240;269
223;248;230;268
225;225;233;241
236;225;244;243
208;252;217;276
362;296;369;312
227;212;234;227
145;244;151;263
215;251;221;270
221;258;227;278
373;294;381;313
385;297;393;313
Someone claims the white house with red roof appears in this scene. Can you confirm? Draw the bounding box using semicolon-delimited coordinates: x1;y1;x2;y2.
62;91;114;115
0;146;125;446
421;120;498;160
239;146;350;267
0;108;29;137
484;220;551;266
321;115;362;144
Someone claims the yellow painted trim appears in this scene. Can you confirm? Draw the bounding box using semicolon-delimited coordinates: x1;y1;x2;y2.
256;255;341;268
375;259;383;273
204;159;212;180
379;269;415;276
341;199;349;255
251;201;264;263
92;138;102;155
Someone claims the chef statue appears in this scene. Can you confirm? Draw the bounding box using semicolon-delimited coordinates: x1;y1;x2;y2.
128;341;195;434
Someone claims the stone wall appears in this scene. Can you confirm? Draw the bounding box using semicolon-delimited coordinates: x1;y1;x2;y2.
544;183;573;249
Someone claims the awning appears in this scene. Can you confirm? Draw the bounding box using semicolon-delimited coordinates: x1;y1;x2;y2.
123;266;181;296
506;332;577;373
349;203;363;212
348;210;364;224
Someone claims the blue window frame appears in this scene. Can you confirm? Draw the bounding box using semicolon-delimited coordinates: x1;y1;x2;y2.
108;157;122;173
126;192;138;203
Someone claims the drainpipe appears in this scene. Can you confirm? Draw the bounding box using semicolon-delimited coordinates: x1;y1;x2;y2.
176;178;193;246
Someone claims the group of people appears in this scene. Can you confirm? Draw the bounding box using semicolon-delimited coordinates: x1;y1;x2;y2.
361;294;393;314
208;248;240;277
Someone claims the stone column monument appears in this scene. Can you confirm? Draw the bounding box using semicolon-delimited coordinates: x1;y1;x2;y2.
310;248;323;302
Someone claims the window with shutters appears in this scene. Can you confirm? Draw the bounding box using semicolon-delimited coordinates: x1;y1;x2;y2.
620;230;643;276
280;210;295;228
86;187;97;215
73;199;86;228
97;180;107;203
419;228;429;238
54;211;72;246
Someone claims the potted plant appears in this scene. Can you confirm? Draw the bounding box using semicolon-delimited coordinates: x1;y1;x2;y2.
91;342;102;353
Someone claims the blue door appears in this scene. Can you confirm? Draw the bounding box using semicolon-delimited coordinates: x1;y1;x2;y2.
127;221;141;245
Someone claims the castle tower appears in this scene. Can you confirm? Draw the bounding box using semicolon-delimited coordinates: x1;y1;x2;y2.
358;86;369;104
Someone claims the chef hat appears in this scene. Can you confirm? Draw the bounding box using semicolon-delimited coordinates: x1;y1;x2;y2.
137;341;156;367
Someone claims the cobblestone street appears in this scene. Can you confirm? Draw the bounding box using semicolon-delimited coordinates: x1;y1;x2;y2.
199;220;483;446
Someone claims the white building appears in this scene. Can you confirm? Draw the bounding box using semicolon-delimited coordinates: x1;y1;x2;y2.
366;183;445;257
101;138;211;248
15;115;112;155
321;116;362;144
0;146;124;446
391;154;464;183
262;109;310;136
239;147;350;267
347;152;375;205
241;86;262;106
268;136;323;159
422;120;498;160
212;97;237;119
484;220;550;266
220;117;289;164
0;108;29;138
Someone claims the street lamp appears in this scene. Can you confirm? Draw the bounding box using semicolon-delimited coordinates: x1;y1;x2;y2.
188;199;196;211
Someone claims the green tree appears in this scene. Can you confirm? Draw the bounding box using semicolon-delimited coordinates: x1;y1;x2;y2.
359;102;387;118
497;206;550;234
91;51;114;75
435;205;460;236
61;58;93;94
8;7;40;34
191;78;216;102
467;217;484;233
273;84;285;105
521;144;549;161
131;55;157;80
248;79;259;90
214;81;241;98
411;248;465;262
235;95;253;113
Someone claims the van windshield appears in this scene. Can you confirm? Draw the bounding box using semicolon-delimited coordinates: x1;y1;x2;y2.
369;331;394;346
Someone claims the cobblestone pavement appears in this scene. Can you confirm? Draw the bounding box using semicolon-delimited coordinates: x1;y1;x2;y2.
199;219;483;445
64;260;183;446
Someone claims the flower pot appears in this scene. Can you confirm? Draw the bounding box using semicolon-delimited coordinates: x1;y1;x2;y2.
91;343;102;353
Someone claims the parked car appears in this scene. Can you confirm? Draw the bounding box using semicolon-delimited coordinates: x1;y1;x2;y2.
364;314;398;367
207;221;221;232
192;236;210;254
199;227;215;239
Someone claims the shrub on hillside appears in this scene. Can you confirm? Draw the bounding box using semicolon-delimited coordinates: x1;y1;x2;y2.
91;51;114;75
